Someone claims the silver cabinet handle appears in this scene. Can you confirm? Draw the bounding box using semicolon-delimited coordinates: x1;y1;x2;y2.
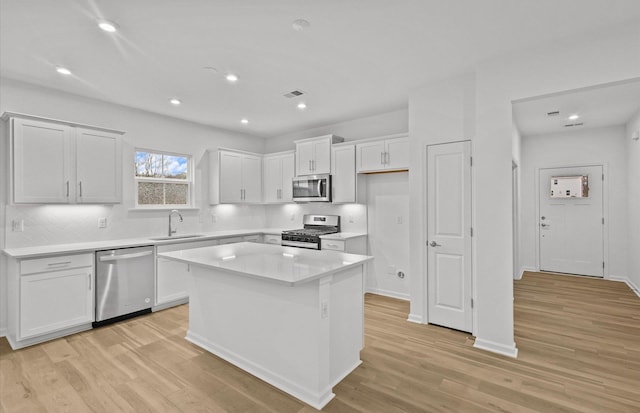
429;241;441;247
88;273;91;290
48;261;72;267
309;160;312;171
66;181;70;197
381;152;384;165
386;152;390;165
79;181;83;197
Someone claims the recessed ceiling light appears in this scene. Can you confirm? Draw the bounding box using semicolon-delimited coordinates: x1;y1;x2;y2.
292;19;310;31
297;102;307;109
240;118;249;124
169;98;181;105
56;67;72;75
98;21;118;33
226;74;238;83
568;114;580;120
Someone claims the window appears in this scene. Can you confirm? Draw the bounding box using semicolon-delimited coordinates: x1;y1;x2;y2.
134;149;193;207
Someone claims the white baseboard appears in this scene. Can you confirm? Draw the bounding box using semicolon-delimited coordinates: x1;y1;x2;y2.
608;275;640;298
365;287;410;301
0;327;6;338
516;266;538;280
407;314;423;324
473;338;518;358
186;331;343;410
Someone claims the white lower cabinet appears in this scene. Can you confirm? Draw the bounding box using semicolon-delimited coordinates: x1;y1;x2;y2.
321;236;367;255
218;236;244;245
8;253;94;347
156;239;219;307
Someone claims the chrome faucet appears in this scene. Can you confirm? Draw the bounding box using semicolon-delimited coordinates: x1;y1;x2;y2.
168;209;183;237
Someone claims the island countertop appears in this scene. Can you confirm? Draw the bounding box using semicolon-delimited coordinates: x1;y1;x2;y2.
158;242;373;286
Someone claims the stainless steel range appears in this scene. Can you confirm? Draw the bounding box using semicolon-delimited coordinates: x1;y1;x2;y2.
281;214;340;250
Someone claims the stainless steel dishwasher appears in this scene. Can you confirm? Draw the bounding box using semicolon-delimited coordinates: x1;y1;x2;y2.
94;245;155;327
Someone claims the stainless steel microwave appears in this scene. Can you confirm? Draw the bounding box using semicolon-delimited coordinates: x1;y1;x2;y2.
292;174;332;202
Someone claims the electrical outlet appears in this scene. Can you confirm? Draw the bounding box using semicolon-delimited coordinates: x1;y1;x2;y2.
320;301;329;318
397;216;403;224
12;219;24;232
290;214;296;221
212;214;217;223
348;215;354;223
98;217;107;228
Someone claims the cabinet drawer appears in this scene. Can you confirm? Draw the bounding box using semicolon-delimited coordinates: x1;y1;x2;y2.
21;253;93;275
218;236;244;245
321;239;345;251
264;234;281;245
243;235;262;243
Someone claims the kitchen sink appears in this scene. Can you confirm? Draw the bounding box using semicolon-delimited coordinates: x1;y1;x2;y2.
149;234;205;241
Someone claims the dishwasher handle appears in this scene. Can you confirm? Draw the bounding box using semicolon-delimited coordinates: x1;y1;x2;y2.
99;250;153;262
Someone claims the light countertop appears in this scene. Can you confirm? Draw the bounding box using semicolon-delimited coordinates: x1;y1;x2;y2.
319;232;367;241
2;228;290;258
158;242;373;286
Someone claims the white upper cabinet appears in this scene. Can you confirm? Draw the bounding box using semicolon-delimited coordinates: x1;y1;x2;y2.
263;151;295;203
356;135;409;173
75;128;122;203
8;114;123;204
331;144;356;203
295;135;343;176
11;117;74;203
216;149;262;204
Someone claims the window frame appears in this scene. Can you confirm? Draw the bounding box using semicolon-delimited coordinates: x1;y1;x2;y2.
133;148;194;209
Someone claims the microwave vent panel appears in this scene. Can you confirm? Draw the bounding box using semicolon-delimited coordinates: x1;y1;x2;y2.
550;175;589;198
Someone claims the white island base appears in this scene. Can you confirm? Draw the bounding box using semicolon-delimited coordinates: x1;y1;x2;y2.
161;243;369;410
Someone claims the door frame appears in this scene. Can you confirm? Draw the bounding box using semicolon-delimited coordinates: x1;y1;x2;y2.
535;162;609;278
421;140;475;335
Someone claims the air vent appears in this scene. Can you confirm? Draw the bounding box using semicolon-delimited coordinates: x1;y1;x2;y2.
283;90;305;98
564;122;584;128
547;110;560;116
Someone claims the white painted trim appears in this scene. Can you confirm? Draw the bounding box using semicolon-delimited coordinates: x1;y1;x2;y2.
365;288;410;301
0;327;7;338
152;297;188;312
608;275;640;298
185;330;354;410
407;314;423;324
516;266;538;280
473;338;519;358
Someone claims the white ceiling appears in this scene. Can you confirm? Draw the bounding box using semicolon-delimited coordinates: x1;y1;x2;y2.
513;79;640;136
1;0;640;138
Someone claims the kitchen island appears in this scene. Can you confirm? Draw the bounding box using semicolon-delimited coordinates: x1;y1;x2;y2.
158;242;373;410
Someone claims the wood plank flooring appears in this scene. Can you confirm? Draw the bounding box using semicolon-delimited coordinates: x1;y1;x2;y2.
1;271;639;412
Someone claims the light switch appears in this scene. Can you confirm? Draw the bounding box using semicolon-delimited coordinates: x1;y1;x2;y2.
98;217;107;228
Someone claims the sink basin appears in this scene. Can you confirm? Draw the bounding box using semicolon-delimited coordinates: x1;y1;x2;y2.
149;234;205;241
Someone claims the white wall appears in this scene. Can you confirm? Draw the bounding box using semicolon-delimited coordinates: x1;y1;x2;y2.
364;172;410;299
626;110;640;293
409;22;640;357
520;126;628;279
0;78;267;248
264;108;408;153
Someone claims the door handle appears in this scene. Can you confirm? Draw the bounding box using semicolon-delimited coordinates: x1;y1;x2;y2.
541;223;550;227
429;241;441;247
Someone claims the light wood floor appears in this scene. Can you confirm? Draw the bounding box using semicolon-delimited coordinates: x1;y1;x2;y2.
1;271;639;412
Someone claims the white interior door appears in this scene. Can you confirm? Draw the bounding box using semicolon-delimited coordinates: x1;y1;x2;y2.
539;166;603;277
426;141;472;333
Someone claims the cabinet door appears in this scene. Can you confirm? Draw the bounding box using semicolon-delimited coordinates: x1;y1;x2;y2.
263;155;282;203
242;155;262;203
385;137;410;170
356;141;385;172
20;268;93;339
76;128;122;203
312;139;331;174
12;118;73;203
219;151;243;203
332;145;356;203
263;234;281;245
296;141;315;176
156;257;189;305
280;153;295;202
